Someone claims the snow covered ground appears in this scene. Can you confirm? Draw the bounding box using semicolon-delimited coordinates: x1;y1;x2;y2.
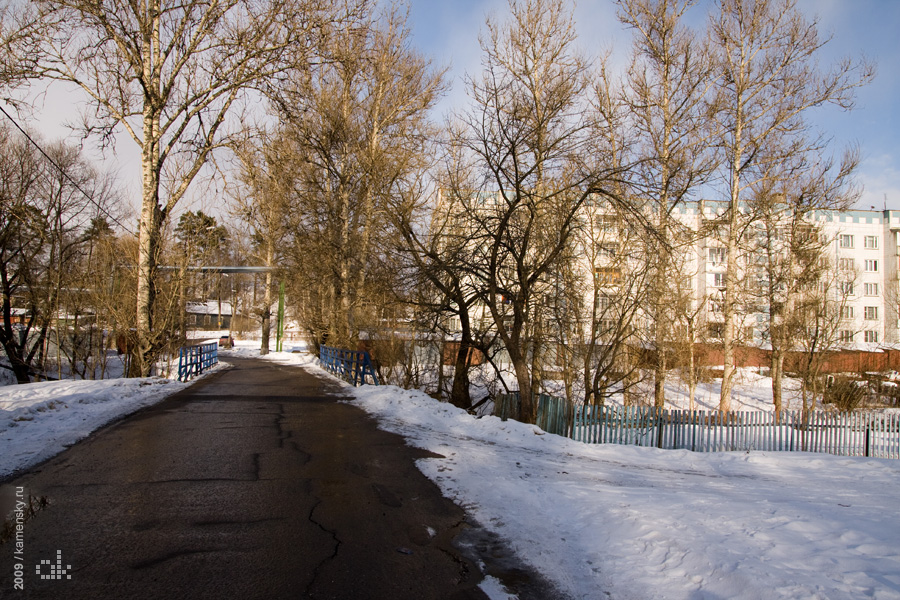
349;383;900;600
2;341;899;599
0;363;226;479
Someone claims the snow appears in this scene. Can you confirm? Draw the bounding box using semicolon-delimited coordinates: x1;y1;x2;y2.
2;341;899;599
0;363;226;480
345;382;900;600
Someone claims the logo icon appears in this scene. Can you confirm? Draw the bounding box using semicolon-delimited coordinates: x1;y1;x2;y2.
36;550;71;580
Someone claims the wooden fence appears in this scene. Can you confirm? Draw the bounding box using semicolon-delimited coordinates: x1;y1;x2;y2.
572;405;900;459
495;392;572;437
319;345;379;386
493;392;899;459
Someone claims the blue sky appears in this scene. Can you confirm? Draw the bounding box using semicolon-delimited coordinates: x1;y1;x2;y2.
406;0;900;210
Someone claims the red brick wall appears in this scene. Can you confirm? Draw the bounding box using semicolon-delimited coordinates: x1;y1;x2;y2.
697;344;900;374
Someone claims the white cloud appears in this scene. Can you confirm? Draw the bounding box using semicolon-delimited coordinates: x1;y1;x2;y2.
857;154;900;210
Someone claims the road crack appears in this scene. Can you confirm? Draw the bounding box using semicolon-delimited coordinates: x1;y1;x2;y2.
304;497;341;598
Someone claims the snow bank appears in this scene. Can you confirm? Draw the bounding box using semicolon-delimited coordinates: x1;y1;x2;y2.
0;365;225;479
348;383;900;600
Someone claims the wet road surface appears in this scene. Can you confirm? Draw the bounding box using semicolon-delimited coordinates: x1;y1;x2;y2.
0;357;492;599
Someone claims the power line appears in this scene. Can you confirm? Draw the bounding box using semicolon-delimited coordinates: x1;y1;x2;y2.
0;103;136;234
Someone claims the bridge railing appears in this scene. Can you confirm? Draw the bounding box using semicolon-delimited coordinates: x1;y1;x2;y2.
177;342;218;382
319;346;379;386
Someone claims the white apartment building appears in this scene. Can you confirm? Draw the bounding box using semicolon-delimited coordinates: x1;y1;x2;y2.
818;209;900;346
663;203;900;349
436;190;900;352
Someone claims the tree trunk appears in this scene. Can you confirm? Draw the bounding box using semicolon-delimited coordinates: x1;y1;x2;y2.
135;199;162;377
135;10;162;378
449;339;472;409
510;350;534;422
654;345;667;409
772;348;784;417
260;268;273;355
688;341;696;412
5;348;32;384
720;150;742;413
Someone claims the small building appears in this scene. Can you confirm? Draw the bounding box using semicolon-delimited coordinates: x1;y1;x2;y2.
186;300;233;329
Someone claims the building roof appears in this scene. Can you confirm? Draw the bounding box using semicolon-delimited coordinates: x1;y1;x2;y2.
186;301;233;316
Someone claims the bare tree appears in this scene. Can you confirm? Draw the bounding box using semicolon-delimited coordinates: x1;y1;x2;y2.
390;167;496;409
0;126;115;382
273;4;444;350
2;0;346;375
578;203;653;405
750;148;859;417
792;260;853;419
708;0;873;411
230;131;294;354
452;0;624;423
617;0;713;408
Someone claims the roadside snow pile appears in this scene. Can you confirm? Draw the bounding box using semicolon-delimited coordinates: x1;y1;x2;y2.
349;383;900;600
0;368;222;479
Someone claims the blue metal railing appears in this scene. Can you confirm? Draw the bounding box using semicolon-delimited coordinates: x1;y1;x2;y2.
319;345;379;386
177;342;218;382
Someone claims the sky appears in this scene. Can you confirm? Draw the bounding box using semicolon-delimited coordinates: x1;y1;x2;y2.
404;0;900;210
7;0;899;219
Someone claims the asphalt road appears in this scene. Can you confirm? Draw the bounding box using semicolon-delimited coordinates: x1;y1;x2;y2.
0;356;497;599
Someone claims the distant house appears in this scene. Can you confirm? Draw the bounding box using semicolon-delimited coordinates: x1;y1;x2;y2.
186;301;233;329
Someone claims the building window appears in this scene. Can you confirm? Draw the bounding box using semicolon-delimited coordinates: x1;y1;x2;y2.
865;259;879;272
709;299;723;313
839;330;854;343
708;247;726;265
841;306;854;319
597;319;616;336
839;234;854;248
594;267;621;285
839;281;854;296
595;293;612;312
865;330;879;343
864;235;879;249
864;306;878;321
713;273;726;288
839;258;855;271
864;283;879;296
708;322;724;338
596;215;618;231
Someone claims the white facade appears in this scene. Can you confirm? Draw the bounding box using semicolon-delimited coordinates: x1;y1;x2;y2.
660;204;900;349
820;209;900;346
435;189;900;352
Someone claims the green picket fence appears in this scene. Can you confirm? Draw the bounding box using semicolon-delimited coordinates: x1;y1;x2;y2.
493;392;900;459
495;391;572;437
572;404;900;459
